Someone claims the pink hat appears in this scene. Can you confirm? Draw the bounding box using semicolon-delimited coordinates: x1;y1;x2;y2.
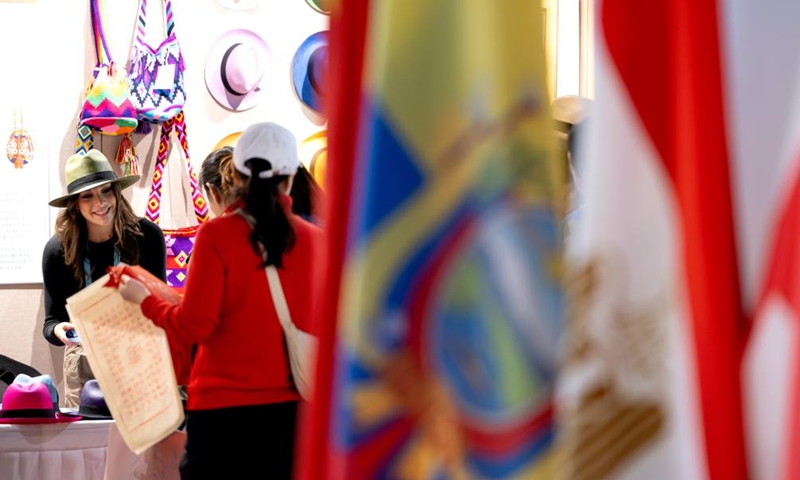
205;29;272;111
0;382;82;424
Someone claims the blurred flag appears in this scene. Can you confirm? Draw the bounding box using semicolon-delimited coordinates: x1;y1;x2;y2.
731;3;800;480
557;1;748;480
300;0;567;479
296;0;370;479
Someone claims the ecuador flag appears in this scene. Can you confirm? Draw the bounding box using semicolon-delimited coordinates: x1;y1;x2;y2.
299;1;566;479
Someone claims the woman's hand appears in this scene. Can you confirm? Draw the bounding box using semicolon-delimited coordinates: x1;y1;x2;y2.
118;275;151;305
55;322;80;345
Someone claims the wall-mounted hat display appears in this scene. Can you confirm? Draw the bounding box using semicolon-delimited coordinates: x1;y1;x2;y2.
213;131;242;151
305;0;331;14
205;29;272;112
215;0;260;11
291;31;328;117
299;130;327;188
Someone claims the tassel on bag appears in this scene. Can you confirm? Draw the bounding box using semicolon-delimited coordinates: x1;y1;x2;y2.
115;133;139;176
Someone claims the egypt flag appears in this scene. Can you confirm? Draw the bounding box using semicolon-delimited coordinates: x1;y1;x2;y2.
732;2;800;480
556;0;750;479
298;0;567;479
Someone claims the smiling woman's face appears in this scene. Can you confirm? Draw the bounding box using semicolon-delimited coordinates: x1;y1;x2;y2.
77;184;117;234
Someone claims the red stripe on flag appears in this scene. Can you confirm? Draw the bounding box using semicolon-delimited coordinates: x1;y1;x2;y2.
601;1;747;479
753;164;800;480
295;0;371;479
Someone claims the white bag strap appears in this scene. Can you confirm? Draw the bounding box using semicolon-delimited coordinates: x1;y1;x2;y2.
265;265;292;331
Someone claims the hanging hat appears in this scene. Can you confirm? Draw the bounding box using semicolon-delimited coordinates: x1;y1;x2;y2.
233;122;300;179
205;29;272;112
49;149;140;208
291;31;329;116
305;0;331;14
213;131;242;151
551;95;594;136
299;130;327;188
0;382;82;424
215;0;260;10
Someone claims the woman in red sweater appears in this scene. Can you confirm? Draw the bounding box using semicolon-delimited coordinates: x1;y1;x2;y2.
119;122;324;480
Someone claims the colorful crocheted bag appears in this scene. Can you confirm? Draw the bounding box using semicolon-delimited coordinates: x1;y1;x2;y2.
78;0;138;135
127;0;186;131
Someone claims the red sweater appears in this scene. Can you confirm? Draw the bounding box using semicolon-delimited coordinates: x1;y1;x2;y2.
141;199;324;410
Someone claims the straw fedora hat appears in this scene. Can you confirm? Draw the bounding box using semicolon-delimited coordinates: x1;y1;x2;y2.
49;149;139;208
205;29;272;112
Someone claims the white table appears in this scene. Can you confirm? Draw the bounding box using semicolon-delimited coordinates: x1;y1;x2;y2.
0;420;113;480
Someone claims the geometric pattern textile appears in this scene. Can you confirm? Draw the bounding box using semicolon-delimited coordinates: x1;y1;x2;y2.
146;111;209;295
128;0;186;127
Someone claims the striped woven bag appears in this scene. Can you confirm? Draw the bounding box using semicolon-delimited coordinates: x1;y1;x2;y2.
145;112;209;294
78;0;138;135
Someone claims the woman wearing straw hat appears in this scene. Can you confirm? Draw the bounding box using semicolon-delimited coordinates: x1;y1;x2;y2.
41;149;167;407
119;122;324;479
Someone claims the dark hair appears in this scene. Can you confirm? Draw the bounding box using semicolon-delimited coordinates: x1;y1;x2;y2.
200;146;237;203
55;182;143;286
290;165;320;220
242;158;296;268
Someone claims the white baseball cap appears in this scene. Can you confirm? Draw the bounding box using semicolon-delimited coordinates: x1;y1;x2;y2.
233;122;300;179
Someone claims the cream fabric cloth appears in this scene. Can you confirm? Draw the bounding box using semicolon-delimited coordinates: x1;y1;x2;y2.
104;423;185;480
0;420;112;480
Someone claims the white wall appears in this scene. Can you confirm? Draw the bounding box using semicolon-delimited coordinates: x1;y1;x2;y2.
0;0;328;397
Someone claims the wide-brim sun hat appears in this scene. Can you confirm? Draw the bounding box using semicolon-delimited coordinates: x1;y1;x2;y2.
305;0;331;14
291;31;329;116
299;130;327;188
206;29;272;112
49;149;139;208
0;382;82;424
233;122;300;179
213;131;242;151
215;0;260;11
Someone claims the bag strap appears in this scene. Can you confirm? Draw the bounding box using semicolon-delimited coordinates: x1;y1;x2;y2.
265;266;293;331
89;0;113;65
135;0;176;46
75;125;93;155
235;207;292;329
146;111;209;225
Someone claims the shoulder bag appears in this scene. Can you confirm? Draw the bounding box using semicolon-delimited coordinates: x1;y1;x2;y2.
127;0;187;132
79;0;139;136
145;111;209;295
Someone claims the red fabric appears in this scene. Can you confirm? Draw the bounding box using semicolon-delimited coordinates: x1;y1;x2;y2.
140;211;324;411
602;1;747;479
753;163;800;480
296;0;370;478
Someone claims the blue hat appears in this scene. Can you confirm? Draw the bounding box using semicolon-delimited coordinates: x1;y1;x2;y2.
291;31;328;116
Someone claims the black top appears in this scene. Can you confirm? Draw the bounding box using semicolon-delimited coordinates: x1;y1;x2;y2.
41;218;166;346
